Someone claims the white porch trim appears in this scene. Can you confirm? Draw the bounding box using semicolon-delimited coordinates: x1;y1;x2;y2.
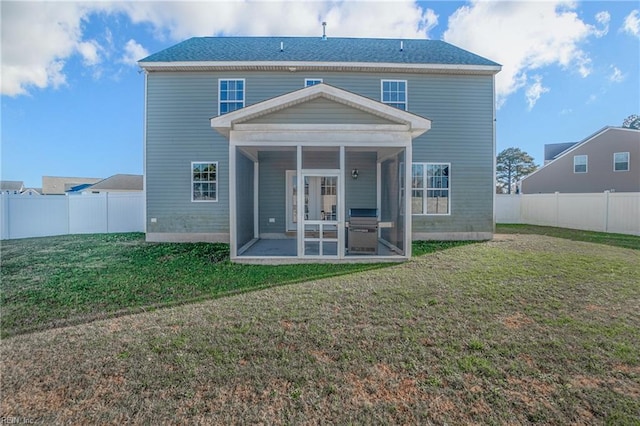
211;83;431;139
217;84;430;262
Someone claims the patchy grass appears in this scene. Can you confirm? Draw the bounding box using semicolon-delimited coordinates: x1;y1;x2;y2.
2;233;639;424
0;233;396;337
497;224;640;250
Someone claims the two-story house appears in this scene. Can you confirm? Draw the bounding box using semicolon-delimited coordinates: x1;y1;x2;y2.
139;36;501;262
521;127;640;194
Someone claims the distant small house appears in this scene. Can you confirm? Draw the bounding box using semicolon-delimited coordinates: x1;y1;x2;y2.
74;174;143;194
42;176;103;195
0;181;25;194
20;188;42;196
521;127;640;194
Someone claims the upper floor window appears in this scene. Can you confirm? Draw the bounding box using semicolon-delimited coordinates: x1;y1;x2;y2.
573;155;587;173
412;163;450;215
381;80;407;110
305;78;323;87
614;152;629;172
192;162;218;202
218;79;244;115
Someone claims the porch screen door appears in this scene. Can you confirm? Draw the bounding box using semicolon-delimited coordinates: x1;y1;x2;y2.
300;173;340;257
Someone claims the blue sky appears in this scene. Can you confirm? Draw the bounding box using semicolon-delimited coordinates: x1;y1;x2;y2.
1;1;639;188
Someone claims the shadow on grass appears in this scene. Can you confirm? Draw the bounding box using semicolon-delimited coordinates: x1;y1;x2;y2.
412;240;480;257
496;224;640;250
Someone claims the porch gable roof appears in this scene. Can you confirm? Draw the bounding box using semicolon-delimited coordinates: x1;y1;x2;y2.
210;83;431;138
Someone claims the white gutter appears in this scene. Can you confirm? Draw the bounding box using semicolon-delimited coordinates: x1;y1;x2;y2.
138;60;502;75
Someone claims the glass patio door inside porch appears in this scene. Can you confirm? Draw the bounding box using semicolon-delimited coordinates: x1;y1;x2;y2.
300;172;341;257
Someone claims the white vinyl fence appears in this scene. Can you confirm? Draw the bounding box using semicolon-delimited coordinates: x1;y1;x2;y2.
496;192;640;236
1;193;144;240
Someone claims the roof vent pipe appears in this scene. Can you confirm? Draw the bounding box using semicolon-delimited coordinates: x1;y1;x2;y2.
321;22;327;40
280;41;284;52
400;41;404;51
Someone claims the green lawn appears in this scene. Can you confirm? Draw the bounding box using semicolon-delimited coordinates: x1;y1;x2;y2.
1;230;638;424
497;223;640;250
1;233;405;337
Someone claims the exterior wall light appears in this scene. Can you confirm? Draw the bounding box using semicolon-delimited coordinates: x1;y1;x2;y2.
351;169;359;179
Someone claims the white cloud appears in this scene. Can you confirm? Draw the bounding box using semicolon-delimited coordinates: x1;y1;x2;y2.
594;11;610;37
117;1;437;40
77;40;103;66
525;75;550;110
622;10;640;37
443;1;608;109
1;1;438;97
120;39;149;66
0;2;89;95
609;65;625;83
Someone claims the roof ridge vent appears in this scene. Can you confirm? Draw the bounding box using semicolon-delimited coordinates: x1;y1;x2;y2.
321;22;327;40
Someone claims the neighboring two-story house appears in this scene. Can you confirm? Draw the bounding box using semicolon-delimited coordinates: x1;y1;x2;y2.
139;36;501;262
521;127;640;194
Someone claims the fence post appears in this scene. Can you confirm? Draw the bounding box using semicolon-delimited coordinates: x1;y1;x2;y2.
554;192;560;227
603;190;610;233
66;194;71;235
105;192;109;233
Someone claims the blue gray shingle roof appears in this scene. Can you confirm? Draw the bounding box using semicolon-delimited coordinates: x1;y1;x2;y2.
139;37;500;67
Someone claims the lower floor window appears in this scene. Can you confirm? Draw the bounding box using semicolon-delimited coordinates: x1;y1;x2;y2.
412;163;450;215
192;162;217;201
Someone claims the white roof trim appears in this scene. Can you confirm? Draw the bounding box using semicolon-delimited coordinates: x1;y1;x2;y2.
522;126;640;182
210;83;431;138
139;60;501;75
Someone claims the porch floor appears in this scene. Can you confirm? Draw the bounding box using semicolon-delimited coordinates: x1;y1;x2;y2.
239;238;401;257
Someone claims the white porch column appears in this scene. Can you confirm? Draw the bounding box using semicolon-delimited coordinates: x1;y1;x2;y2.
404;145;412;257
339;146;346;259
229;145;237;259
296;145;303;257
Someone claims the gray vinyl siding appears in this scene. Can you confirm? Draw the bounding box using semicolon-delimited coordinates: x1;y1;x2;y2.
236;152;254;246
250;97;395;124
409;75;495;235
345;151;377;214
258;151;296;234
146;70;495;237
302;149;339;169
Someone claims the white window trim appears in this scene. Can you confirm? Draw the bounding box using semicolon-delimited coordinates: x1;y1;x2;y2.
573;155;588;174
613;152;630;172
381;79;408;110
304;78;323;87
411;162;451;216
191;161;218;202
218;78;245;116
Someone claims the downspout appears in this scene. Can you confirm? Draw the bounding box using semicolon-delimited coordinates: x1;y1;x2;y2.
492;74;497;234
142;68;148;235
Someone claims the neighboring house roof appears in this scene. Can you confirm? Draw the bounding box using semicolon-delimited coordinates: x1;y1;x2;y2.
68;183;94;193
42;176;103;194
20;188;42;195
210;83;432;138
522;126;640;184
84;174;143;191
0;180;25;192
544;142;578;163
139;36;501;74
